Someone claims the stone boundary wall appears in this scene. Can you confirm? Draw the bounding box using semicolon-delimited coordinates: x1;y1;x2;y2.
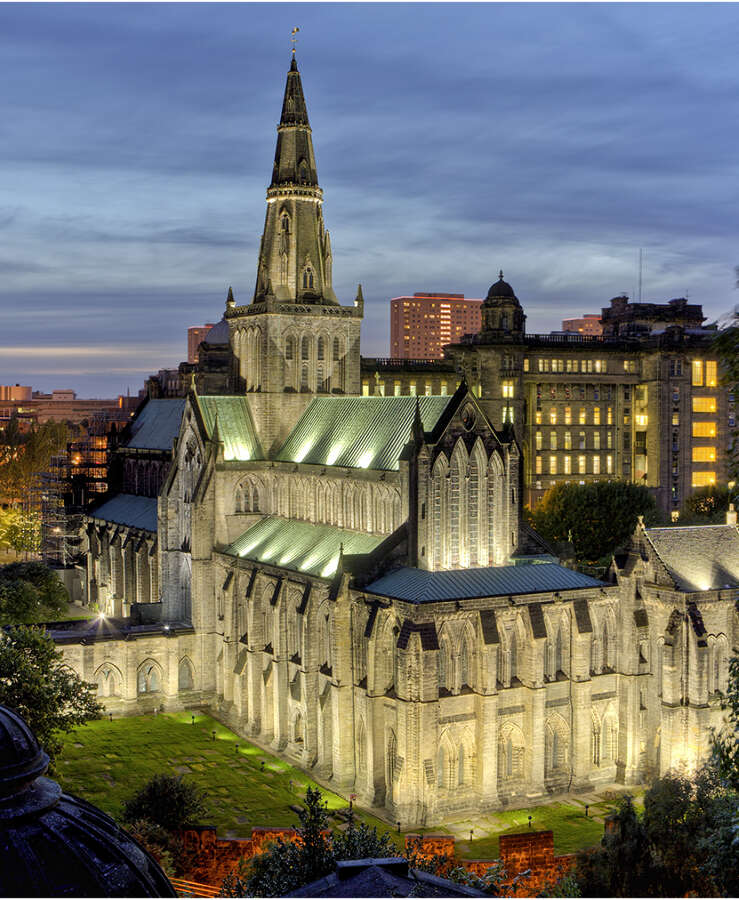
178;825;577;894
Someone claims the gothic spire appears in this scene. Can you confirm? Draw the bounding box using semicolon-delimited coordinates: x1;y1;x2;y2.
252;54;337;305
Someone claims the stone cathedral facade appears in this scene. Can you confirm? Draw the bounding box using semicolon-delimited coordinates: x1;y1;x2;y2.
58;54;738;827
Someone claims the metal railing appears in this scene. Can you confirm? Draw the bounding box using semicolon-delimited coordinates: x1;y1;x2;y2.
169;877;221;897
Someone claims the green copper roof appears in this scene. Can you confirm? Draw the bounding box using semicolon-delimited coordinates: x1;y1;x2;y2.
225;516;384;578
275;396;452;471
196;396;263;462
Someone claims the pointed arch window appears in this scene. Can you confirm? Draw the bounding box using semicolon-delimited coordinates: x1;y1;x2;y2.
333;337;341;361
138;662;161;694
302;267;314;290
178;658;194;691
317;337;325;360
437;745;446;788
285;336;295;361
506;738;514;777
458;745;465;786
459;639;471;689
509;631;518;684
301;336;310;360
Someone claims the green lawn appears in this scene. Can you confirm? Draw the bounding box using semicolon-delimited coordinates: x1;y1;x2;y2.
58;713;613;859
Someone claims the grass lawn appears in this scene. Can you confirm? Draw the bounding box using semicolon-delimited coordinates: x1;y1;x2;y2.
58;713;614;860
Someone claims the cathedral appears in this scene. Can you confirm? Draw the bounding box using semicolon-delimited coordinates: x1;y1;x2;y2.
58;53;738;827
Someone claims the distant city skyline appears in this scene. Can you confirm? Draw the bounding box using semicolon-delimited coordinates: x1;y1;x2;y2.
1;3;738;396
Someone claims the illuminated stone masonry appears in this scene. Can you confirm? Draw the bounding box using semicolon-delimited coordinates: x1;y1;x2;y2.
62;53;738;828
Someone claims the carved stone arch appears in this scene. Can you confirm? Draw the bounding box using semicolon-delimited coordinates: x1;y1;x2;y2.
498;721;525;781
373;610;400;694
386;727;399;789
488;449;505;476
431;452;449;568
178;656;195;691
436;622;454;696
591;707;603;766
260;584;276;649
548;608;571;679
316;599;332;670
600;702;619;762
714;633;729;694
449;438;469;567
436;728;457;789
356;717;367;780
137;658;163;694
469;437;488;566
544;712;569;775
457;618;478;692
455;723;476;787
94;662;123;698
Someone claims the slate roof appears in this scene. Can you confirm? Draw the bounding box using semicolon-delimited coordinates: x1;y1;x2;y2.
275;395;452;471
365;563;603;603
89;494;158;532
644;525;739;592
224;516;384;578
195;395;263;462
125;399;186;451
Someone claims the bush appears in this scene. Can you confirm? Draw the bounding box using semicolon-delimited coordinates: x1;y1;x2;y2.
121;774;208;832
0;561;67;624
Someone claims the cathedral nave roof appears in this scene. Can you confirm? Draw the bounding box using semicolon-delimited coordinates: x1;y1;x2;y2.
89;493;158;532
225;515;385;578
275;395;452;471
364;563;604;604
643;525;739;592
195;395;263;461
126;398;186;451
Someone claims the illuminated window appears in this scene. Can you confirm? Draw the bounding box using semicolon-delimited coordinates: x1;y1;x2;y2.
564;406;572;425
549;408;557;425
692;421;716;437
607;406;613;425
692;397;716;413
692;446;716;462
523;359;530;372
409;381;417;396
606;454;613;474
503;407;515;424
706;361;718;387
425;382;432;396
692;471;716;487
440;381;447;396
672;412;679;425
535;432;543;450
579;431;586;449
579;407;586;425
592;456;601;475
578;455;586;474
593;407;601;425
362;381;370;396
564;455;572;474
536;456;543;475
692;360;703;386
593;432;601;450
607;431;613;449
549;455;557;475
635;414;648;427
394;381;401;396
535;409;542;425
550;432;557;451
564;431;572;450
502;380;515;398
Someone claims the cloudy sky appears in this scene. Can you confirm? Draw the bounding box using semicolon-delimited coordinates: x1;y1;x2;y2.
1;2;738;397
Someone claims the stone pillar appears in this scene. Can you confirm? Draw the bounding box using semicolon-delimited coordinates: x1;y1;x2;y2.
528;687;546;798
110;537;124;617
477;693;499;809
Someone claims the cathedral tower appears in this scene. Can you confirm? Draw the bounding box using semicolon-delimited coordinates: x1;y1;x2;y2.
226;53;363;448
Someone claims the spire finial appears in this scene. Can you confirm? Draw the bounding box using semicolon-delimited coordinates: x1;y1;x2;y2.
499;269;504;281
291;26;300;56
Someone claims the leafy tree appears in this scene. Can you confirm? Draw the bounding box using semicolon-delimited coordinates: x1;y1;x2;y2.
712;655;739;792
125;818;181;876
679;483;731;524
0;625;102;763
121;774;209;832
0;508;41;557
0;561;68;624
528;481;658;562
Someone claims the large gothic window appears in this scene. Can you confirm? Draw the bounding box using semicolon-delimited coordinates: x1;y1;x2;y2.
137;661;161;694
285;336;295;360
178;657;194;691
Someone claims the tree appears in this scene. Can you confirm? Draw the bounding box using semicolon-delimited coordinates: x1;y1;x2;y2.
528;480;658;563
223;787;400;897
121;774;209;832
0;625;102;763
712;655;739;792
679;483;731;523
0;561;68;624
0;508;41;557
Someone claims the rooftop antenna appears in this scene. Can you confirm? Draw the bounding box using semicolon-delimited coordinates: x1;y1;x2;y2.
291;26;300;55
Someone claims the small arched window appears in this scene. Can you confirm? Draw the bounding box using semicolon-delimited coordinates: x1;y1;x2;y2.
302;267;314;290
317;337;325;360
437;745;446;788
138;663;161;694
555;626;563;675
285;336;295;361
301;336;310;360
458;745;465;786
333;337;341;361
509;631;518;683
281;214;290;233
459;639;470;689
178;658;194;691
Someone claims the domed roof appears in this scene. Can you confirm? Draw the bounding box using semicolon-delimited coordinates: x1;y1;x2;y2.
486;270;517;302
204;317;230;344
0;705;175;898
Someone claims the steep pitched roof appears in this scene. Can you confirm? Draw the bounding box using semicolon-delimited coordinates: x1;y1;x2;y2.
224;516;384;579
275;395;452;471
195;396;263;462
89;494;157;532
126;399;186;451
644;525;739;591
365;563;603;603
